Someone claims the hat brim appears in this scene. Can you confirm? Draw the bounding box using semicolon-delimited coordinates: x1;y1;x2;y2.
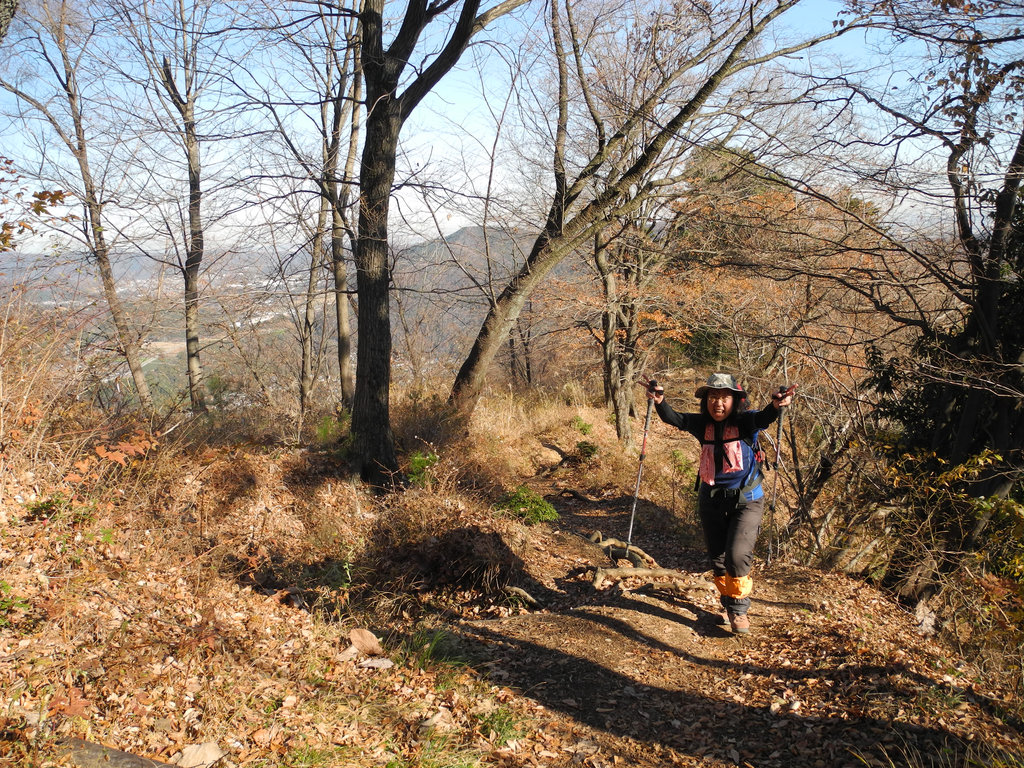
695;385;745;398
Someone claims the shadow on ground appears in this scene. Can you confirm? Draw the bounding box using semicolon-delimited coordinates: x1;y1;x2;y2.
445;487;1009;768
455;597;983;768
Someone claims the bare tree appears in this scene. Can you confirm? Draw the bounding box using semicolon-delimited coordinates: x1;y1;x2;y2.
350;0;529;481
449;0;864;421
110;0;252;413
241;0;362;416
590;215;679;445
0;0;156;413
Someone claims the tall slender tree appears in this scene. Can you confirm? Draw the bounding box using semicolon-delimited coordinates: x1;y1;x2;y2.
111;0;249;413
351;0;529;481
244;0;362;414
0;0;156;413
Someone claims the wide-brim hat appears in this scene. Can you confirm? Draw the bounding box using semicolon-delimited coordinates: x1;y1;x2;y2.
695;372;745;398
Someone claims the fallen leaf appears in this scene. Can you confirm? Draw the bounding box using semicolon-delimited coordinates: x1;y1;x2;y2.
174;742;226;768
49;688;92;718
358;658;394;670
350;628;385;656
419;707;455;733
338;645;360;662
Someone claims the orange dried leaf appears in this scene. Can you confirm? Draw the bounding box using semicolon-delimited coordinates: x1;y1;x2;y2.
50;688;92;717
96;445;127;466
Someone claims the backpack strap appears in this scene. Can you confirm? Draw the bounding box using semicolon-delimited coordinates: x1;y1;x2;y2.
739;429;764;494
696;423;765;494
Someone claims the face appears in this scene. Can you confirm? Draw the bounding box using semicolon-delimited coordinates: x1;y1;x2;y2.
706;390;734;422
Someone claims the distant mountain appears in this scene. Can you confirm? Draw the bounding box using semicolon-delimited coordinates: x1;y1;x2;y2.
390;225;537;367
4;224;570;377
397;225;531;289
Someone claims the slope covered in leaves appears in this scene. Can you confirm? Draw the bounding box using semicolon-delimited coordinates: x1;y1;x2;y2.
1;413;1022;768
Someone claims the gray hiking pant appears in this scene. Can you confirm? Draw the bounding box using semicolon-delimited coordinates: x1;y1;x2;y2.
697;486;765;616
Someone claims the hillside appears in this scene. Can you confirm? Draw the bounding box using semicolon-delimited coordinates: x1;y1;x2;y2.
1;401;1022;768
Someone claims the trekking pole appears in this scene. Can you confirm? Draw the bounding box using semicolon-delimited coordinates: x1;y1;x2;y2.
767;384;797;563
626;379;657;559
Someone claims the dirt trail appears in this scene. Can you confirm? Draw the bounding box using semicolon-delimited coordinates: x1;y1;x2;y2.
448;481;1024;768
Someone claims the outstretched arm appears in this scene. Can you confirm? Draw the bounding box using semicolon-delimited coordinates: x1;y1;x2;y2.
647;382;698;432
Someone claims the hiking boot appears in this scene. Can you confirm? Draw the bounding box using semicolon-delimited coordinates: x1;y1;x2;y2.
728;613;750;634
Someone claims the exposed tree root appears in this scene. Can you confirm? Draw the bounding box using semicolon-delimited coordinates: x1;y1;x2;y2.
591;567;713;592
588;531;657;567
502;585;541;608
559;488;596;502
587;531;713;593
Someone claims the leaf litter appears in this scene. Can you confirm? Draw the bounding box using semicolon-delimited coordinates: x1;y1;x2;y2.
0;446;1021;767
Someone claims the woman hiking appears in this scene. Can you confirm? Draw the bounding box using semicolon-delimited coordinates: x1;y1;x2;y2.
647;373;795;634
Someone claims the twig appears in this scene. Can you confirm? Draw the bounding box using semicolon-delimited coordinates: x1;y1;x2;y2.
502;585;541;607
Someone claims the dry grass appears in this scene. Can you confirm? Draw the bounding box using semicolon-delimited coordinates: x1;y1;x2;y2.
0;421;536;766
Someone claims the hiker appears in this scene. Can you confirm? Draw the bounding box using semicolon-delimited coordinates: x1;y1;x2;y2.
646;373;795;635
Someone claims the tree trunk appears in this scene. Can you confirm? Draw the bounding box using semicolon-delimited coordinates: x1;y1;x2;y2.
332;204;355;408
351;0;523;478
183;262;205;413
73;85;154;414
0;0;16;43
182;166;206;414
516;317;532;385
784;418;854;553
24;10;157;414
73;198;152;416
180;84;206;413
300;199;330;426
350;104;400;481
594;235;635;445
327;21;360;410
159;56;206;413
92;221;155;415
450;234;567;418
